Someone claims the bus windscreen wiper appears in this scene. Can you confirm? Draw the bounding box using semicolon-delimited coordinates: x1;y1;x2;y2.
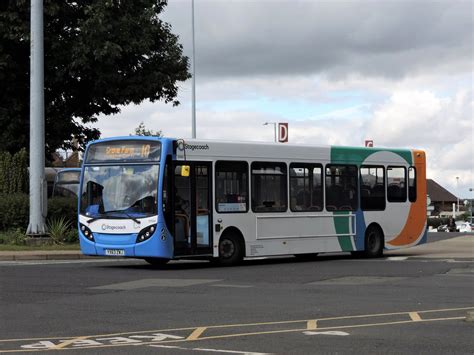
101;209;141;225
86;214;106;224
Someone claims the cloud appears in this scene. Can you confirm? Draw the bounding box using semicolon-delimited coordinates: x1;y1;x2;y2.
163;0;473;80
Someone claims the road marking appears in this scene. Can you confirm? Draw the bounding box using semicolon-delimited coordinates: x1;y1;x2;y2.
151;344;271;354
409;312;422;321
211;284;253;288
307;320;317;330
92;278;222;290
187;327;207;341
387;257;408;261
1;306;472;352
304;331;349;336
53;336;89;349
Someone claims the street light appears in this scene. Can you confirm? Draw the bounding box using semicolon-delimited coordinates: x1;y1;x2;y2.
263;122;277;142
191;0;196;139
456;176;459;212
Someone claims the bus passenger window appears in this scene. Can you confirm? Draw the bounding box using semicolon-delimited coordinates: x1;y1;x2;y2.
360;166;385;211
408;167;416;202
387;166;407;202
251;162;287;213
325;165;358;211
290;164;323;212
215;161;248;213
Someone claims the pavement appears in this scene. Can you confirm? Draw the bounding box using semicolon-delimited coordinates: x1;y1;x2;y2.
0;233;472;261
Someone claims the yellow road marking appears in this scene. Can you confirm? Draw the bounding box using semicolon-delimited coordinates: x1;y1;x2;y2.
53;336;89;349
187;327;207;341
307;320;318;330
409;312;422;322
0;316;465;353
4;305;471;344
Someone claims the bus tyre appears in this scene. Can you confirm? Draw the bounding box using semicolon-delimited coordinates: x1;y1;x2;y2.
364;227;384;258
217;234;244;266
144;258;170;267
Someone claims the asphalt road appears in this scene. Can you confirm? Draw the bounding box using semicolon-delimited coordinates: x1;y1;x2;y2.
0;233;473;354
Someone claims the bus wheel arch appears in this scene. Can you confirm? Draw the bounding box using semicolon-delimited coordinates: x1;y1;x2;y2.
364;223;384;258
216;227;245;266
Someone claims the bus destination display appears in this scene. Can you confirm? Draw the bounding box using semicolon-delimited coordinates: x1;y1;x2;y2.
86;141;161;163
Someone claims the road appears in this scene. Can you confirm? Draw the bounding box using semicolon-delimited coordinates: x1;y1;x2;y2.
0;233;473;354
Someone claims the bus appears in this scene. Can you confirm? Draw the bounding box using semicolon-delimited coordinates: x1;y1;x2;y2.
78;137;427;265
53;168;81;198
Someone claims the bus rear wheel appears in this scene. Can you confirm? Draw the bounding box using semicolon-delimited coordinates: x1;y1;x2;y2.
217;234;244;266
364;226;384;258
144;257;170;266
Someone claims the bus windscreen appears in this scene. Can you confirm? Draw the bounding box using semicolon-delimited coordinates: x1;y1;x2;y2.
85;141;161;163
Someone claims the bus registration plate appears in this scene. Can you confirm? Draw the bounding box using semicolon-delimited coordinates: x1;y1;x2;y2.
105;249;125;256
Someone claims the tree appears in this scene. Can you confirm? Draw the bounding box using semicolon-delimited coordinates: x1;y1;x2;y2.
133;121;162;137
0;0;190;157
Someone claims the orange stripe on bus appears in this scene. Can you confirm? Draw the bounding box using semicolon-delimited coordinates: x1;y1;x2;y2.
388;150;427;247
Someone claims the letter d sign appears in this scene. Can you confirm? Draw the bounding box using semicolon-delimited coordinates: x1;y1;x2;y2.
278;123;288;143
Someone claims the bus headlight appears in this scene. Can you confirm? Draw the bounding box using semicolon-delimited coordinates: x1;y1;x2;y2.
80;223;95;242
136;224;157;243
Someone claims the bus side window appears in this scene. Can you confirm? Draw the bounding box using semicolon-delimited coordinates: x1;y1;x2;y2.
387;166;407;202
251;162;287;213
360;166;385;211
215;161;249;213
325;165;358;211
408;167;416;202
289;163;323;212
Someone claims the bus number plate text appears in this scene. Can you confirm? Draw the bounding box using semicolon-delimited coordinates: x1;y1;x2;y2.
105;249;125;256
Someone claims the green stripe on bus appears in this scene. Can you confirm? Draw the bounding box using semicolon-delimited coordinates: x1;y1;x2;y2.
333;211;353;251
330;147;412;166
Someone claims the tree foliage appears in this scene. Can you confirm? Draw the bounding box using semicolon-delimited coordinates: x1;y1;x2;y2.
0;0;190;157
133;121;162;137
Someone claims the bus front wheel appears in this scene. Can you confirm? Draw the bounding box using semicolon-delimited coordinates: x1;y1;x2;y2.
144;257;170;266
364;226;384;258
217;234;244;266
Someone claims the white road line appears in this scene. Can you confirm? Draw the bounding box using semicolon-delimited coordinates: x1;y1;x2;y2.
150;344;271;354
0;259;136;266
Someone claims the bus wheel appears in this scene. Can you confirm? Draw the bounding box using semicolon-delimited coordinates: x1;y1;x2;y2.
144;258;170;266
364;226;384;258
217;234;244;266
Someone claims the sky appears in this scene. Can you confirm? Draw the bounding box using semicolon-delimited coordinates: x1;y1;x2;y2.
93;0;473;200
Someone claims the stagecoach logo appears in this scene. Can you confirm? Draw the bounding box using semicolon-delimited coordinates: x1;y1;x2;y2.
177;141;210;152
101;224;127;231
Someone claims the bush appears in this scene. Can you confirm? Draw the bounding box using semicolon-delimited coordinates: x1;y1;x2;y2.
0;149;28;194
0;194;78;232
48;197;78;227
0;193;29;230
0;229;27;245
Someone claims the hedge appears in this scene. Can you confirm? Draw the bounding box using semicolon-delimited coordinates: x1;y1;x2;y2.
0;149;28;194
0;193;78;231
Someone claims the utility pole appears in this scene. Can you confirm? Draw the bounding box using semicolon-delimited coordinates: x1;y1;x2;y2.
191;0;196;138
27;0;47;235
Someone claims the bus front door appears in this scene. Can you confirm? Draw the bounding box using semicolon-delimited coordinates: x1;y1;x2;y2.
173;162;213;256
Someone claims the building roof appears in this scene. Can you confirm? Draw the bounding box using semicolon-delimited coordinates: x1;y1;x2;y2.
427;179;458;203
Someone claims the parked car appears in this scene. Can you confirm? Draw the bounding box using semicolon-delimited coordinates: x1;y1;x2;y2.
457;222;473;233
437;224;448;232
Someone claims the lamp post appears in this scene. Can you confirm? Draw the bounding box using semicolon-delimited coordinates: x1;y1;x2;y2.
263;122;277;142
470;188;473;223
456;176;459;213
191;0;196;139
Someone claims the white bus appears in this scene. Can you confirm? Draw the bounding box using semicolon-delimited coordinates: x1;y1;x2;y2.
79;137;427;265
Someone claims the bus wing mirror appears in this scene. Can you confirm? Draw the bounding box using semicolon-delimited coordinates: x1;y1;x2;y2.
181;165;190;177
